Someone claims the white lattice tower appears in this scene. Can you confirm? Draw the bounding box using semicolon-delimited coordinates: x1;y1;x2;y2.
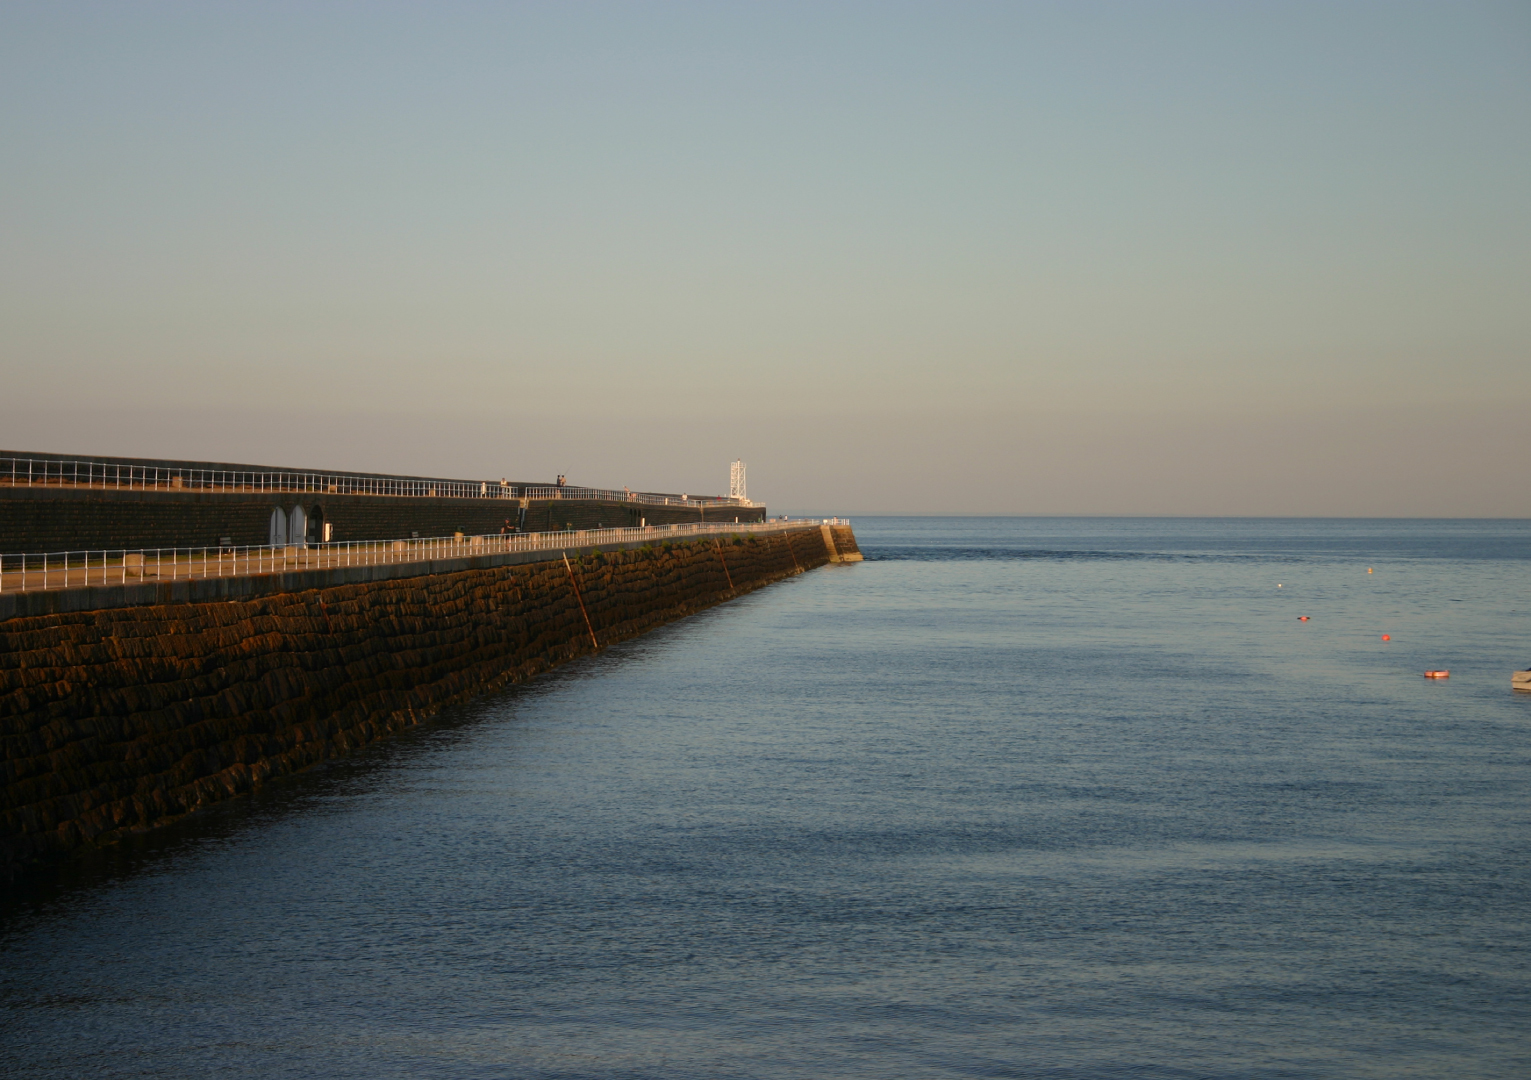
729;460;747;503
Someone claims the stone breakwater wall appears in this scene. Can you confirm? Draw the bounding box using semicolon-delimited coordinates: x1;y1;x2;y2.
0;525;843;878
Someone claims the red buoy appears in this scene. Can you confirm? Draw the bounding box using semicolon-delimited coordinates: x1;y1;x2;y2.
1382;634;1391;641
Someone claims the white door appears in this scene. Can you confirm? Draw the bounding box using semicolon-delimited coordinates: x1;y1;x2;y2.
269;507;287;547
288;505;306;546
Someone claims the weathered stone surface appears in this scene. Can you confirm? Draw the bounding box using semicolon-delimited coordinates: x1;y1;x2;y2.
823;524;863;562
0;529;835;876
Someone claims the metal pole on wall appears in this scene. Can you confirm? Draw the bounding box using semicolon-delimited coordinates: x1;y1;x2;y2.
712;537;735;592
562;551;599;651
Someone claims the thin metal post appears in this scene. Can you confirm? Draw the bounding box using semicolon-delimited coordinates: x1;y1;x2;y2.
563;551;599;650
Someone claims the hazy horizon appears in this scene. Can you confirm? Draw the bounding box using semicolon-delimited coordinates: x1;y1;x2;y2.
3;2;1527;516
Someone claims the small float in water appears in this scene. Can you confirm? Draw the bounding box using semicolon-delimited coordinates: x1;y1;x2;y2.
1514;670;1531;692
1424;670;1450;679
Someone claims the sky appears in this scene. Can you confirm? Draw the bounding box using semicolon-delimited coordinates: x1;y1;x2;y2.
1;1;1527;515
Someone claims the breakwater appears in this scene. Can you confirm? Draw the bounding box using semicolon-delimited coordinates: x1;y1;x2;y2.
0;524;858;878
1;450;764;551
1;481;762;553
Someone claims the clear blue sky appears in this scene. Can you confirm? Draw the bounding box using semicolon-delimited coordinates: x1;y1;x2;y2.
2;1;1526;514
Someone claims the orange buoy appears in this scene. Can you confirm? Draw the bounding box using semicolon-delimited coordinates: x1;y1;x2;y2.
1298;616;1309;621
1424;670;1449;679
1367;568;1373;573
1382;634;1391;641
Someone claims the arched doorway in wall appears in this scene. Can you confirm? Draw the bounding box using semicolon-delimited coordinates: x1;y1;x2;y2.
307;505;325;545
269;507;287;547
288;505;307;547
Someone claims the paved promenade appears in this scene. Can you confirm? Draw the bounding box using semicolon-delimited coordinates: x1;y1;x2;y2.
0;519;832;598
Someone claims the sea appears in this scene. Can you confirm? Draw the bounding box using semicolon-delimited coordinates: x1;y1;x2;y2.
2;517;1528;1079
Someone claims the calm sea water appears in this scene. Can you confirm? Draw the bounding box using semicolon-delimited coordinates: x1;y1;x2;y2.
3;518;1529;1079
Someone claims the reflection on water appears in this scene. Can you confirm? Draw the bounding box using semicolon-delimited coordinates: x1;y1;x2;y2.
3;518;1529;1079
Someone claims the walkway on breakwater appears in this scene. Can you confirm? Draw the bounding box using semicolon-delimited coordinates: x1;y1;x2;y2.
1;452;749;510
0;520;858;616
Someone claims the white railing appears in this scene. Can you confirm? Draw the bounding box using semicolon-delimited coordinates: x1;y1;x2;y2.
0;456;749;509
0;519;842;596
521;484;751;508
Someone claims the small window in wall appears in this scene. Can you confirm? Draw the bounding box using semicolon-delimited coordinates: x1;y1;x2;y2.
269;507;287;547
288;505;307;547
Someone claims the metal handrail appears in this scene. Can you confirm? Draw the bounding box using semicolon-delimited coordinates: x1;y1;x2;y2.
521;484;750;507
0;519;845;595
0;456;750;509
